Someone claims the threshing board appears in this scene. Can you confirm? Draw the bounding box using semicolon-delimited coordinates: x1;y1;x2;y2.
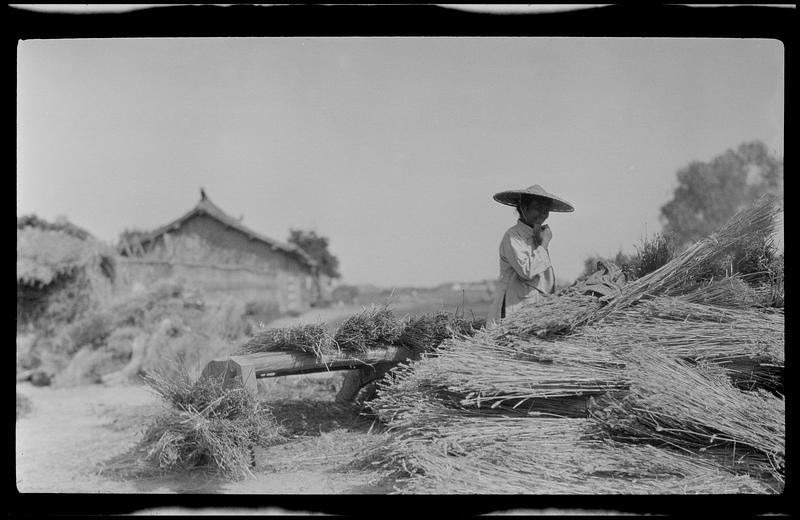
201;345;415;394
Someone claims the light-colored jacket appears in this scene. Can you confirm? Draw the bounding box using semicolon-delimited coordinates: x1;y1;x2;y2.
486;220;556;326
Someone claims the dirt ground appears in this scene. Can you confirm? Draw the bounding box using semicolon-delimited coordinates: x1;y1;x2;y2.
15;303;400;504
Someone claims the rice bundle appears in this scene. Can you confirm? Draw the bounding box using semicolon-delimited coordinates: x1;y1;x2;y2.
397;311;480;353
581;300;784;365
491;292;603;339
102;368;283;480
234;323;333;357
589;348;784;484
422;331;628;408
332;304;405;354
671;274;760;308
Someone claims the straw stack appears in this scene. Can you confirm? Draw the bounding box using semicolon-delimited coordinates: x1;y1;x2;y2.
364;197;784;494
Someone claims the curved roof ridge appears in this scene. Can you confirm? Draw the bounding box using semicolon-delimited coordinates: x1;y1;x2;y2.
136;194;316;268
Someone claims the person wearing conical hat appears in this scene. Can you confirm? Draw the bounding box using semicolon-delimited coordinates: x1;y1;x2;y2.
486;184;574;326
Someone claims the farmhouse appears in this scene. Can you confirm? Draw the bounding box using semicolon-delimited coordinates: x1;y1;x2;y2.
117;191;319;313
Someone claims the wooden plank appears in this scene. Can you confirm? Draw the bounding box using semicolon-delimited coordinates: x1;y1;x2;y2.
234;346;413;378
202;346;416;393
200;358;239;387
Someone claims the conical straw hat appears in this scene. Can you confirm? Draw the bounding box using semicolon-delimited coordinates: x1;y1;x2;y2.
493;184;575;213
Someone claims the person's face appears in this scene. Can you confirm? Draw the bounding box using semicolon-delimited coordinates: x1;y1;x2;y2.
522;198;550;227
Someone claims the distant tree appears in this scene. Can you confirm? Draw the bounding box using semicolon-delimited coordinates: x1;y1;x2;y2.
287;229;341;279
331;284;359;304
660;140;783;247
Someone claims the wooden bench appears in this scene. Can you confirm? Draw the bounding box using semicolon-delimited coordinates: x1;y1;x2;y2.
201;346;415;395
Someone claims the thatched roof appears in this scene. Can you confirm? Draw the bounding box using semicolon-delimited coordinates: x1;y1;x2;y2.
132;193;316;269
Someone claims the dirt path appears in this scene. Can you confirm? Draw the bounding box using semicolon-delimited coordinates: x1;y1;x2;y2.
16;381;393;495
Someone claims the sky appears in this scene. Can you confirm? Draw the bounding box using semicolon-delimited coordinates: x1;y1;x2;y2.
17;37;784;287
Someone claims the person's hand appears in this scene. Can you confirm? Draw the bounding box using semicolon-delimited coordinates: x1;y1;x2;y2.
540;224;552;249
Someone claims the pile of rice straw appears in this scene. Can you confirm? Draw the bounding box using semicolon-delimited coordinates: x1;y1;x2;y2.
100;367;284;480
364;197;784;494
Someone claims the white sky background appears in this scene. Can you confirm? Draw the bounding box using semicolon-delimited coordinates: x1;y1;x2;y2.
17;37;784;287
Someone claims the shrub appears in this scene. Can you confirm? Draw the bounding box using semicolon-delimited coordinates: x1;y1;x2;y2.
243;299;282;324
331;284;360;304
632;232;679;278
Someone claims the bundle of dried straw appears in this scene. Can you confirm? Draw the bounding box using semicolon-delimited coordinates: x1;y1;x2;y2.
491;292;603;339
419;331;628;408
589;348;784;484
579;299;784;365
332;304;405;354
235;323;333;357
101;368;283;480
397;311;480;353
